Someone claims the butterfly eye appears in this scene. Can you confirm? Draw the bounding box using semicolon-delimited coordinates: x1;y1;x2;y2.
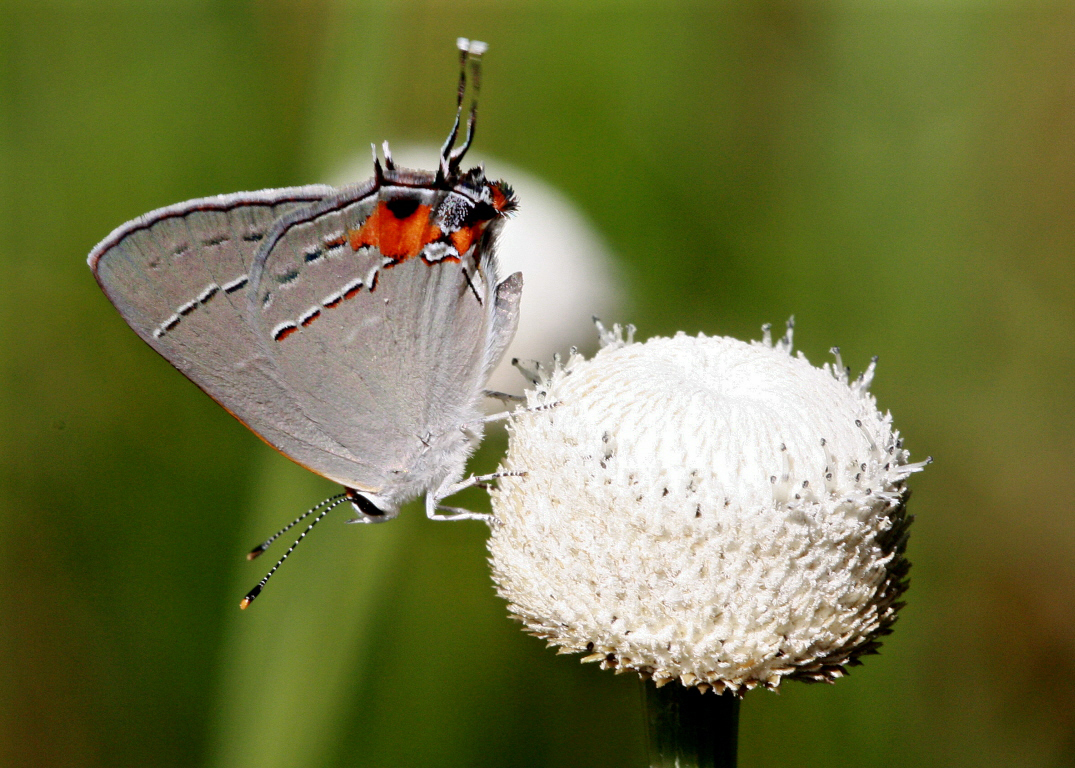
348;491;389;518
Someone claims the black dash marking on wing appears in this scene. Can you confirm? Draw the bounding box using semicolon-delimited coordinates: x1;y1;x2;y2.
154;314;182;339
273;322;298;341
197;284;219;304
342;278;363;301
223;275;248;294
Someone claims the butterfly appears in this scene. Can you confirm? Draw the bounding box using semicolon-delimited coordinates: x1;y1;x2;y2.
88;39;523;607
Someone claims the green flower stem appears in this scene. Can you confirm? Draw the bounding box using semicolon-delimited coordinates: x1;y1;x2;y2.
643;680;739;768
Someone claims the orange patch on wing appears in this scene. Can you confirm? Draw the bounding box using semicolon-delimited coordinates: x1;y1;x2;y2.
450;224;483;257
348;201;442;262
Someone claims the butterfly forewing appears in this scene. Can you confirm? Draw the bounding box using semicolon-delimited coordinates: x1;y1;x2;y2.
87;187;366;464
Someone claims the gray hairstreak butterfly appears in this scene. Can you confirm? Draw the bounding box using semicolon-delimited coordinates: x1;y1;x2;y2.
88;39;523;608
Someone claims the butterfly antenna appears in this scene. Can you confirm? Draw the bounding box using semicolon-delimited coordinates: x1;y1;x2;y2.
449;39;487;170
246;492;346;560
240;494;349;609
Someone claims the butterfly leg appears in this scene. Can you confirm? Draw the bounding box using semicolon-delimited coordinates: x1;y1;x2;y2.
425;491;495;523
427;503;497;524
425;471;527;523
472;400;562;430
444;470;527;496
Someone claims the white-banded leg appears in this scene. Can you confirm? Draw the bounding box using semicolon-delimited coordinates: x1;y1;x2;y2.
425;491;494;523
445;470;527;497
468;401;562;431
425;470;528;522
482;410;514;425
427;503;496;524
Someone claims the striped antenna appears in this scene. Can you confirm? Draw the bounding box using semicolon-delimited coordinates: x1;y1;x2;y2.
246;492;346;560
240;494;349;609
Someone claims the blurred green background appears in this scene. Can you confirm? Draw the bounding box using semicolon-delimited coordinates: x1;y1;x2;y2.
2;2;1073;766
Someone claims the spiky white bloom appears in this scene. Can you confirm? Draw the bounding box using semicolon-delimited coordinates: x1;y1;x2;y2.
488;321;928;694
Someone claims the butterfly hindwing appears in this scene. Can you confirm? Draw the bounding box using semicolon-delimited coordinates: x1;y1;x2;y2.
246;183;505;496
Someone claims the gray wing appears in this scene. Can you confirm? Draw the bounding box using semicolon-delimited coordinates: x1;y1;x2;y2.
88;186;354;466
246;188;500;492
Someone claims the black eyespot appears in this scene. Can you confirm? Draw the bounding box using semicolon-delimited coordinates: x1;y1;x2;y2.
386;196;421;219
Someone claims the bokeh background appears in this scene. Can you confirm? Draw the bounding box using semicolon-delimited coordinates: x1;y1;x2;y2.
3;2;1074;767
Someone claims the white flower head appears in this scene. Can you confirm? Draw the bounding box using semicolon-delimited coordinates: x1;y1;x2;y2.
488;320;929;694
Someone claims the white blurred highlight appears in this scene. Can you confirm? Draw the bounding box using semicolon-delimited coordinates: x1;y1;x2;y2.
328;146;623;402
